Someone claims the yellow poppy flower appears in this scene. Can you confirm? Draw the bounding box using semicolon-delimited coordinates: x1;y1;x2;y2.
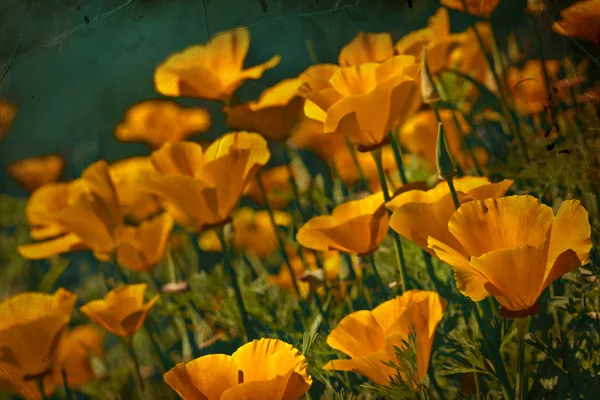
399;110;489;173
80;284;159;337
338;32;395;66
286;116;348;160
18;160;124;261
428;196;592;317
297;191;389;255
7;155;65;193
323;290;447;385
154;27;281;102
243;164;295;209
225;77;305;141
140;132;270;231
331;145;399;191
440;0;500;16
507;59;561;115
0;289;77;399
387;177;513;255
199;207;290;259
0;99;17;142
163;338;312;400
116;213;174;272
108;156;163;223
552;0;600;47
299;56;421;150
115;99;211;149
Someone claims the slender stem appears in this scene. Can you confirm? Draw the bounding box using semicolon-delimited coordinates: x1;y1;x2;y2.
216;227;251;342
241;252;259;280
283;147;308;222
36;379;48;400
474;371;481;400
422;249;442;293
345;138;370;192
143;325;170;373
447;179;461;210
367;254;388;297
61;369;73;400
388;133;408;184
166;249;195;359
372;148;409;294
125;338;145;393
515;317;529;400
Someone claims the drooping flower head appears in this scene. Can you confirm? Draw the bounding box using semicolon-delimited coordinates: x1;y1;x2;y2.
7;155;65;193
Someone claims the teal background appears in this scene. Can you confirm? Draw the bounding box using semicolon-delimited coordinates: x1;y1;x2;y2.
0;0;578;195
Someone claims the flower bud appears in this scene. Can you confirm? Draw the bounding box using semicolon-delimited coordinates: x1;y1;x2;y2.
436;122;456;180
421;47;441;104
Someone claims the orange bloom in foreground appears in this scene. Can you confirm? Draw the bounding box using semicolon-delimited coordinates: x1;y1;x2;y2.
428;196;592;317
154;27;280;102
0;289;77;399
338;32;394;66
115;99;211;149
552;0;600;47
324;290;446;385
80;284;159;337
441;0;500;16
7;155;64;193
164;338;312;400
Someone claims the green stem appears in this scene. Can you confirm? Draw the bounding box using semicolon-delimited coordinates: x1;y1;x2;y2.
447;178;461;210
345;138;370;192
36;379;48;400
388;132;408;184
431;103;463;177
367;254;388;297
143;325;170;373
422;250;442;293
216;227;251;342
124;338;145;393
372;147;409;294
283;147;308;222
515;317;529;400
61;369;73;400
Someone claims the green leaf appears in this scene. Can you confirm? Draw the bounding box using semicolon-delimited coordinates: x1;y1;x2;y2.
38;257;70;293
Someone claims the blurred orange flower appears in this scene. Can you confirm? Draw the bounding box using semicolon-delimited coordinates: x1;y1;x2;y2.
225;77;305;141
0;289;77;399
441;0;500;16
286;116;348;159
198;207;290;259
507;59;561;114
552;0;600;47
7;155;64;193
331;145;399;191
140;132;270;231
80;284;159;337
299;56;421;150
398;110;488;173
243;164;295;209
163;338;312;400
154;27;280;102
323;290;446;385
0;99;17;141
297;191;389;255
115;100;211;149
387;177;513;255
339;32;394;66
429;196;592;317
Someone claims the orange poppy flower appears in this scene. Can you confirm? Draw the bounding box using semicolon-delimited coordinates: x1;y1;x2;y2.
440;0;500;16
286;116;348;160
198;207;290;259
140;132;270;231
80;284;159;337
115;99;211;149
338;32;395;66
243;164;296;209
507;59;562;114
7;155;65;193
0;289;77;399
225;77;305;141
0;99;18;142
331;145;399;191
552;0;600;47
387;176;513;255
323;290;447;385
297;191;389;255
428;196;592;317
398;110;488;173
299;56;421;150
163;338;312;400
154;27;281;102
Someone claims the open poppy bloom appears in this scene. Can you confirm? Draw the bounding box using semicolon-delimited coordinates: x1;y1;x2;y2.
297;191;389;256
243;164;296;209
286;116;348;160
139;132;270;231
338;32;395;66
298;55;421;151
154;27;281;102
387;177;513;255
507;59;562;115
552;0;600;47
0;288;77;399
225;77;305;141
0;99;17;142
323;290;446;385
115;99;211;149
116;213;174;272
398;110;489;173
198;207;290;259
428;196;593;317
80;284;159;337
7;155;65;193
163;338;312;400
440;0;500;16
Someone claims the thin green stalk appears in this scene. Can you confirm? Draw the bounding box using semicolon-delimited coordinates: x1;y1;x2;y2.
372;147;409;294
515;317;529;400
241;252;259;280
388;132;408;184
431;103;464;177
216;227;251;342
283;147;308;221
367;254;388;297
124;338;145;392
61;369;73;400
346;137;370;192
36;379;48;400
143;326;170;373
447;178;461;210
422;250;442;293
166;249;195;360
